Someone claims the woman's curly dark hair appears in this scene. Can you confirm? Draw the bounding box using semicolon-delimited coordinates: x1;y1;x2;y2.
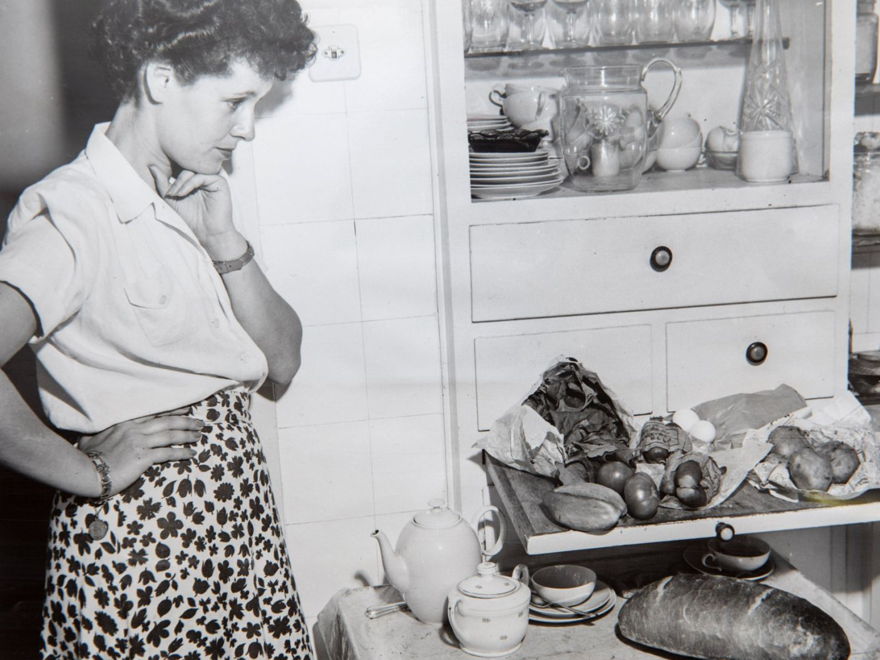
92;0;317;100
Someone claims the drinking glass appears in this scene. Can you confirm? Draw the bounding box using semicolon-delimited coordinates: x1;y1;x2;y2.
593;0;637;46
469;0;510;52
634;0;675;43
548;0;590;48
507;0;549;50
719;0;754;38
673;0;716;41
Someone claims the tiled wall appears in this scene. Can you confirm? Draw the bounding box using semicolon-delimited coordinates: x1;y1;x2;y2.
237;0;448;634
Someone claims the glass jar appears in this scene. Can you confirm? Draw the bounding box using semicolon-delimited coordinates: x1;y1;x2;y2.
856;0;879;84
558;59;682;192
737;0;796;183
853;132;880;234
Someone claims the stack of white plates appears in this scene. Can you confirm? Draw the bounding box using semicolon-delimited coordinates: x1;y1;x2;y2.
467;115;514;132
469;149;563;200
528;580;617;625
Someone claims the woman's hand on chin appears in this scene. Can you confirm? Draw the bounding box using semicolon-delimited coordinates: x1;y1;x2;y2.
148;165;244;259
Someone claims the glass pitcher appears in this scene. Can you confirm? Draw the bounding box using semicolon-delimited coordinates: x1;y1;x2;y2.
559;58;682;193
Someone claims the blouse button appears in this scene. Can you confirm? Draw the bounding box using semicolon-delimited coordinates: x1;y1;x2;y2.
159;294;168;305
88;519;108;540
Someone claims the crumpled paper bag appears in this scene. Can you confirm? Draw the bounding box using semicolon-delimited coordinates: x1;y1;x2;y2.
692;384;808;450
745;391;880;501
475;356;637;479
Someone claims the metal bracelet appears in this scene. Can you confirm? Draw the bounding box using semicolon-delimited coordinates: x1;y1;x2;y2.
85;450;112;503
212;240;255;274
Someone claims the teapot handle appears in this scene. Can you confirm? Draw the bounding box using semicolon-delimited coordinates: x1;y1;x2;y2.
641;57;683;125
472;505;506;559
488;88;506;108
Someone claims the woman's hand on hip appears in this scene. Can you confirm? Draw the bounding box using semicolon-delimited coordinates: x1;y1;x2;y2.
77;413;204;495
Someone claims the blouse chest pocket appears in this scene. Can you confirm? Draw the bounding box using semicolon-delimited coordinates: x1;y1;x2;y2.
124;272;190;347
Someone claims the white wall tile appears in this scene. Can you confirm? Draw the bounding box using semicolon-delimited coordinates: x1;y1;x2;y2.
285;516;379;619
370;415;447;514
362;317;443;419
252;113;354;224
279;421;373;523
339;2;428;112
356;215;437;321
348;109;434;219
276;323;368;428
260;73;347;119
261;221;361;326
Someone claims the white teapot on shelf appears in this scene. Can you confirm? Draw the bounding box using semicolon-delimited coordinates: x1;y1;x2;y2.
371;499;506;624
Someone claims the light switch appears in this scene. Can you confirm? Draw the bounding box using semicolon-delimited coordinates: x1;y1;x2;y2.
308;24;361;82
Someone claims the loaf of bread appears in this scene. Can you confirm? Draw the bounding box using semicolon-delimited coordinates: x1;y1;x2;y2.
617;574;850;660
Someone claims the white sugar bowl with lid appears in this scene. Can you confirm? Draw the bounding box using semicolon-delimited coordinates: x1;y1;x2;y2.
447;562;531;657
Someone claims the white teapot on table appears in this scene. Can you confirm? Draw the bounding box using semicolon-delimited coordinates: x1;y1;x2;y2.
371;499;506;624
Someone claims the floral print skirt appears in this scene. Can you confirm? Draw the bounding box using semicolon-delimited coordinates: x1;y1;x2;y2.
39;389;312;660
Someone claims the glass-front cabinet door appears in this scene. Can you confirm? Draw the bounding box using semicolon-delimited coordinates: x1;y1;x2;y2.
431;1;864;553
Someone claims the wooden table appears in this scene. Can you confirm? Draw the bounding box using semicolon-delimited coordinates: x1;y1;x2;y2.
314;548;880;660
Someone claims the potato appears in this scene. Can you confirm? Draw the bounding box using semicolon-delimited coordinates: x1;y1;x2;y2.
768;425;810;458
816;441;860;484
788;447;833;491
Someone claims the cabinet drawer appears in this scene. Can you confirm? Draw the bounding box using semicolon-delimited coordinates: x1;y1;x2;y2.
666;311;836;412
470;206;838;322
474;324;652;431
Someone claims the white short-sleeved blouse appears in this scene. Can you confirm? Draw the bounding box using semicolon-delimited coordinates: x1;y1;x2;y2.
0;124;268;433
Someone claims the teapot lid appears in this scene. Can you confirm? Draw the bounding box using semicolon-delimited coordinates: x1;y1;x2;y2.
412;499;463;529
457;562;518;599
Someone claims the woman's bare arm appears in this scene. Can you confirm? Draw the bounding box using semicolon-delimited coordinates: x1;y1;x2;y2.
0;282;203;496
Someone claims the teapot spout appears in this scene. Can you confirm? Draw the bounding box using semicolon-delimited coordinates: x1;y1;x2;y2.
371;529;409;594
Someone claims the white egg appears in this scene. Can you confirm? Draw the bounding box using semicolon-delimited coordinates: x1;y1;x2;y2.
672;408;700;433
689;419;717;444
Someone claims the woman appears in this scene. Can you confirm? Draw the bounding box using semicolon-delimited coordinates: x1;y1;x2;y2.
0;1;316;658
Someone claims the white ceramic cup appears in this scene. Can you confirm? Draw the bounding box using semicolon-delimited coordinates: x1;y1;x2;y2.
702;537;771;573
488;84;558;132
737;130;794;183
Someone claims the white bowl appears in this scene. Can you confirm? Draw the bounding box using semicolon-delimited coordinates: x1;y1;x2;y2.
530;564;596;606
656;145;702;172
659;117;702;149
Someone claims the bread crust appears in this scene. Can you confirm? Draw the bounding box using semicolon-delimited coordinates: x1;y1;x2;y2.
617;573;850;660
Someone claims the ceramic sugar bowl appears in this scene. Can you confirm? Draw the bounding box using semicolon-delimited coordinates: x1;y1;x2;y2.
447;562;531;658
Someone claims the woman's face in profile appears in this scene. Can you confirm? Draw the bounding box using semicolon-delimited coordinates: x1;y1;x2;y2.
156;59;273;175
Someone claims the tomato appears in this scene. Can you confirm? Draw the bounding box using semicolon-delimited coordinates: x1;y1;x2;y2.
675;460;703;489
676;485;708;507
596;460;635;495
623;473;660;520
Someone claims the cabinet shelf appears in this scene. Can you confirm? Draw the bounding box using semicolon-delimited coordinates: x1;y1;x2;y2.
486;454;880;554
470;165;824;204
465;37;782;78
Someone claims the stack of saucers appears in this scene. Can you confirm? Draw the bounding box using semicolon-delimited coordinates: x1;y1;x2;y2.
467;115;514;133
528;580;617;625
469;149;563;200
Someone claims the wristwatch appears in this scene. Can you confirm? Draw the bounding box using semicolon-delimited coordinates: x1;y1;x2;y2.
212;240;255;274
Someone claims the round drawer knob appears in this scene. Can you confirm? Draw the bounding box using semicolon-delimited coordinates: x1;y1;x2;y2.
746;341;768;365
649;245;673;272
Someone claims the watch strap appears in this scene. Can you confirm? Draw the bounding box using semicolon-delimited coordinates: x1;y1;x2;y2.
212;240;255;274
